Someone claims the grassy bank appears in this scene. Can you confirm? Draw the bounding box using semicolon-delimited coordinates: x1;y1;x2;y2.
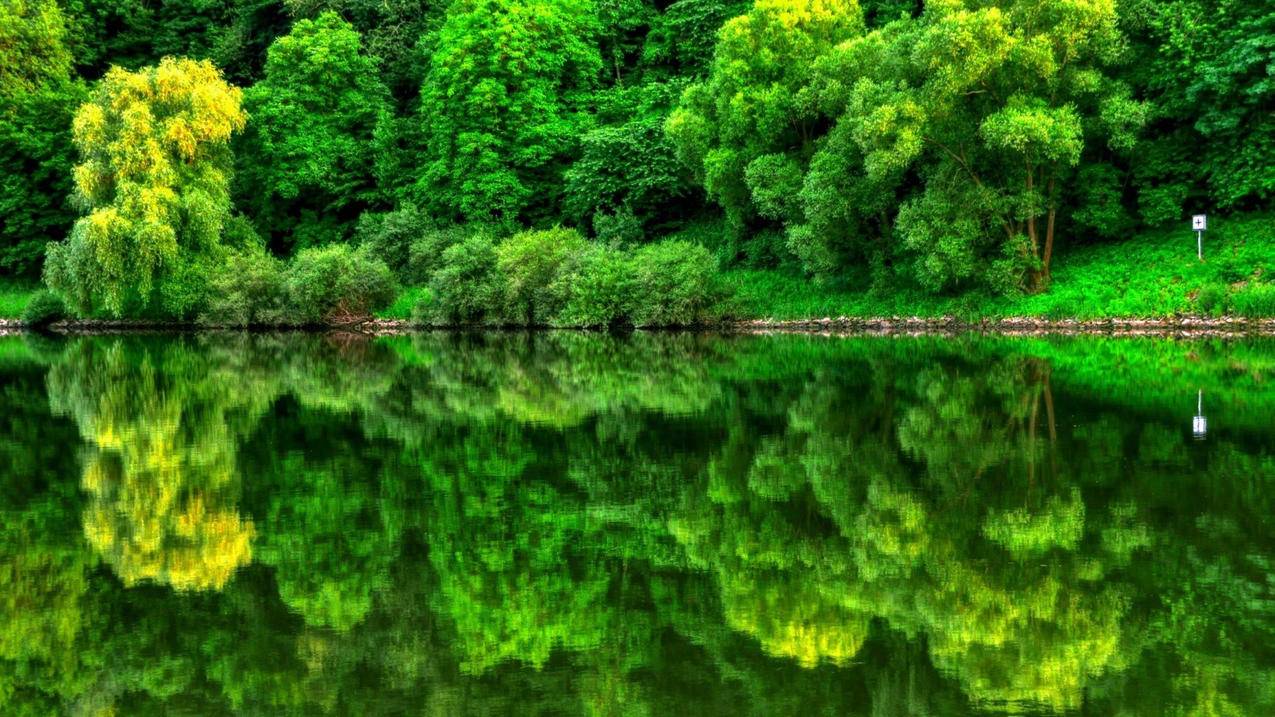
726;215;1275;321
9;215;1273;326
0;281;36;319
370;215;1274;325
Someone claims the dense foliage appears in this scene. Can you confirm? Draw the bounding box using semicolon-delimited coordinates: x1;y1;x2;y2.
44;58;247;318
0;0;1270;319
0;0;84;276
236;12;392;249
415;227;724;326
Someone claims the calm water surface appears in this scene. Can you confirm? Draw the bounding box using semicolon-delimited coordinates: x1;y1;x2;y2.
2;332;1273;715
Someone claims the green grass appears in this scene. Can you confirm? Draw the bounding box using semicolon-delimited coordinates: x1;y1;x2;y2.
0;281;37;319
377;285;431;320
725;214;1275;320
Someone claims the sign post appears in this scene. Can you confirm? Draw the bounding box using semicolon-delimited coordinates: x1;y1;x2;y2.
1192;215;1207;261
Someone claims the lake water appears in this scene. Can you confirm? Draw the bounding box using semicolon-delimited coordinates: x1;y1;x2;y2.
2;332;1273;715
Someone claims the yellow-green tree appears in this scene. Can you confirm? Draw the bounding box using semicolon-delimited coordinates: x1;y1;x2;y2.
44;58;247;318
666;0;865;235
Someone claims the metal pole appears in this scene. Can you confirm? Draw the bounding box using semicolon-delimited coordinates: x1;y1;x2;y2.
1198;230;1203;260
1198;390;1202;415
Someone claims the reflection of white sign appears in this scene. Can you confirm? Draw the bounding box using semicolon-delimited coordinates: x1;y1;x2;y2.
1192;390;1207;440
1193;215;1207;231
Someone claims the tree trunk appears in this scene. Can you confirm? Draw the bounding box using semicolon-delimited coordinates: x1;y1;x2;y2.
1042;176;1058;286
1025;166;1044;292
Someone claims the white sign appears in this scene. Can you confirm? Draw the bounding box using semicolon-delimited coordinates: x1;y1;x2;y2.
1193;215;1207;231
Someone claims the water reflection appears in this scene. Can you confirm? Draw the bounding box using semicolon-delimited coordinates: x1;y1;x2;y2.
49;340;257;590
1;332;1273;715
1194;389;1208;440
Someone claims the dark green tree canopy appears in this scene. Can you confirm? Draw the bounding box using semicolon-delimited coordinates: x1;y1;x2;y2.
0;0;85;277
237;12;392;250
415;0;602;225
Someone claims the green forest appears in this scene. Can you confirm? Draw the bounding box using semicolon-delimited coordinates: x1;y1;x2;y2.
0;0;1271;325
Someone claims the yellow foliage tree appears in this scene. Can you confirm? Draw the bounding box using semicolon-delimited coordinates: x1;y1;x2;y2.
44;58;247;318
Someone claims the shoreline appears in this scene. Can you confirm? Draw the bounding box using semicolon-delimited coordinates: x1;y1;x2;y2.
5;315;1275;338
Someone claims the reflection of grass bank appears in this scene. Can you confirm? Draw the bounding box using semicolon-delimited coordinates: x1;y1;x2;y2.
1008;337;1275;440
725;215;1275;321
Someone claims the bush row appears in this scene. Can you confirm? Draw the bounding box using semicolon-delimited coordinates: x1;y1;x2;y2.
404;226;728;327
200;243;396;327
42;204;728;327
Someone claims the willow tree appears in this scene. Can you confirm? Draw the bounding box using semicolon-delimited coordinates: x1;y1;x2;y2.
44;58;247;318
47;340;260;592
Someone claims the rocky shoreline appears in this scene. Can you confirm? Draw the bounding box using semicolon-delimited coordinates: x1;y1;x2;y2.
5;315;1275;337
729;315;1275;337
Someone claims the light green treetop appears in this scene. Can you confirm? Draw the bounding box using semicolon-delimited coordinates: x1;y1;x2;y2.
45;58;247;317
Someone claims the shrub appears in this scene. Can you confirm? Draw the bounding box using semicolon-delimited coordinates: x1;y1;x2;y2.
629;240;724;326
222;214;266;252
496;227;586;324
408;224;493;286
425;233;503;325
199;249;288;327
409;291;435;325
1232;283;1275;318
667;215;728;245
158;254;221;320
21;290;65;328
1196;284;1229;316
354;204;431;280
284;244;397;325
42;234;99;317
554;244;635;327
592;205;644;244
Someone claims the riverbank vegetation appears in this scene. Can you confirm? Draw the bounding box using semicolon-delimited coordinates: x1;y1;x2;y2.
0;0;1271;324
726;215;1275;320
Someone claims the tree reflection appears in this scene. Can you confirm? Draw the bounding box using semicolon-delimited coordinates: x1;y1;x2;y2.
0;332;1269;714
48;340;259;591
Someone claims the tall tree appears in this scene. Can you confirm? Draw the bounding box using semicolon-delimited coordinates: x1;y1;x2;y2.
236;12;392;250
666;0;866;259
283;0;446;101
842;0;1145;292
0;0;85;277
415;0;602;225
44;58;247;317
